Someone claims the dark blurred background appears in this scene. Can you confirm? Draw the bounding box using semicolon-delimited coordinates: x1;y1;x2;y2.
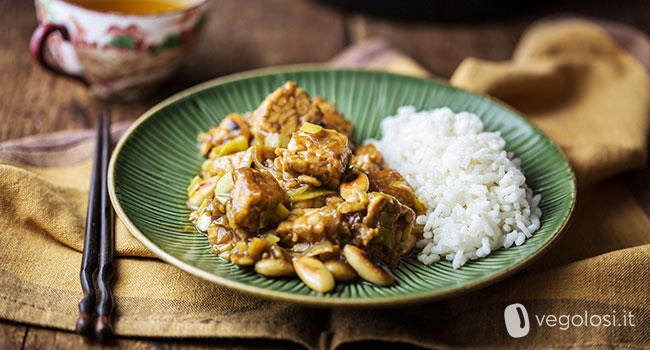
317;0;542;21
317;0;649;23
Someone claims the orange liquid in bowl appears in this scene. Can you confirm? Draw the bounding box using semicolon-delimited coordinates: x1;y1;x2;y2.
67;0;199;14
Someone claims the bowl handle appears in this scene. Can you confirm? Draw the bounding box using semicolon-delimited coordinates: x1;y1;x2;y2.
29;23;89;86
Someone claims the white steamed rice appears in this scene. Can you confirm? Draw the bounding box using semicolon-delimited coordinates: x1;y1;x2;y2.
371;106;542;268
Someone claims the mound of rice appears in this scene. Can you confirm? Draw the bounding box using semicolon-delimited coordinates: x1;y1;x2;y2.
371;106;542;268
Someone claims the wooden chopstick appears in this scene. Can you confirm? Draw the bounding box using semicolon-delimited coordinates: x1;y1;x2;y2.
75;113;104;335
95;112;115;339
75;112;115;340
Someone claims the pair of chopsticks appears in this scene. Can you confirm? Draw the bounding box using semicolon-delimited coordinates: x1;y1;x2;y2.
75;112;115;340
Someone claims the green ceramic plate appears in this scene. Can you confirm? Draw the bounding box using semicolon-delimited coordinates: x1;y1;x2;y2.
108;66;576;306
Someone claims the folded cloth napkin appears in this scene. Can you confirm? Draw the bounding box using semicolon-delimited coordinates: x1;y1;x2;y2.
1;18;649;350
450;20;650;187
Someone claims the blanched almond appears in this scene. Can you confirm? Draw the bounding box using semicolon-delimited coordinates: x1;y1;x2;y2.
293;256;335;293
255;259;295;277
324;260;357;282
343;245;394;286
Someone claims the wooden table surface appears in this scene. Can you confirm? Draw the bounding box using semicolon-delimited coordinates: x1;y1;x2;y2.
1;0;648;349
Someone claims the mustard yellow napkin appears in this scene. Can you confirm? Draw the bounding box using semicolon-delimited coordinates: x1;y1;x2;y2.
1;19;649;350
451;21;650;186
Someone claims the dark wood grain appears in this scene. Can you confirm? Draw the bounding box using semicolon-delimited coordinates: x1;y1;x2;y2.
0;322;27;349
347;14;527;78
343;0;650;79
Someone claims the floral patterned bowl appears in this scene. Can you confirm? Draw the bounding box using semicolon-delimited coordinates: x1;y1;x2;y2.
30;0;210;101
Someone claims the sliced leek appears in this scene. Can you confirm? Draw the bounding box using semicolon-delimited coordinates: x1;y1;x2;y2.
210;135;248;158
264;233;281;245
215;170;234;194
289;187;336;201
187;175;202;196
300;122;323;134
391;180;427;214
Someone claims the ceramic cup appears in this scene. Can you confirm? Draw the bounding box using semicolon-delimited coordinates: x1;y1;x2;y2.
30;0;210;100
